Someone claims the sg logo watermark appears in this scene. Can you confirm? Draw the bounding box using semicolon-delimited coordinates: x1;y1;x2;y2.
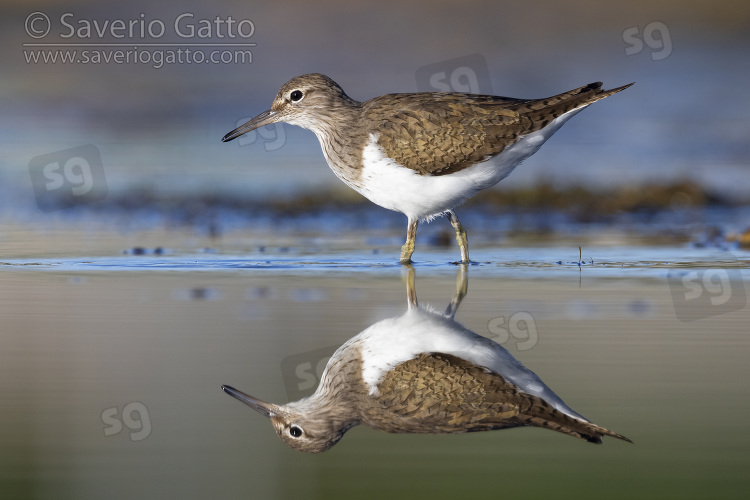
415;53;494;94
486;311;538;351
668;264;746;322
28;144;107;212
281;346;337;400
234;118;286;151
623;21;672;61
102;401;152;442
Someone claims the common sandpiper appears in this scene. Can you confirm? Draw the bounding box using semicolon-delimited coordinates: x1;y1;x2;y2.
223;74;633;263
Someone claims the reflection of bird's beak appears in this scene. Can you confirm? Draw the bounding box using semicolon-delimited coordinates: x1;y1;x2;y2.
222;110;278;142
221;385;278;418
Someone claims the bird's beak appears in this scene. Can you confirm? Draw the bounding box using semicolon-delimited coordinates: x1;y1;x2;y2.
222;385;278;418
222;110;279;142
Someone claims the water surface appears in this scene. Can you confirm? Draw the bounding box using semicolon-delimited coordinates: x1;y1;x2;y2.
1;227;748;499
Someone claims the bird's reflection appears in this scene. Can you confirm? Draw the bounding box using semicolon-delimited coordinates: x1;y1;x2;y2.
223;266;630;453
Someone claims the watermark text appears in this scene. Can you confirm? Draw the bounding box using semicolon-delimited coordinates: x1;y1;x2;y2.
623;21;672;61
102;401;152;442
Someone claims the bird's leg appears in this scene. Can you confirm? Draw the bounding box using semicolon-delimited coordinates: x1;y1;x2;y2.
448;210;470;263
444;263;468;318
400;218;418;264
402;264;418;309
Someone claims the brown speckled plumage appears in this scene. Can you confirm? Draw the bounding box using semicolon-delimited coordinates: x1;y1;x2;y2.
368;353;628;443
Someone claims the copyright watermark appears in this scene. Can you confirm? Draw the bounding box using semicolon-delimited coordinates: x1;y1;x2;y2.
415;53;493;94
623;21;672;61
667;256;746;322
25;12;255;40
23;12;255;69
29;144;108;212
234;118;287;151
281;346;337;400
487;311;539;351
25;12;51;38
102;401;152;442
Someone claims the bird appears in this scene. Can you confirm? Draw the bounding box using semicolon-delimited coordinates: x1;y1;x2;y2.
223;73;633;263
222;266;631;453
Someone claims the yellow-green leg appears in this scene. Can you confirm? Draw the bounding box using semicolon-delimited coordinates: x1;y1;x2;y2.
448;210;470;263
400;219;418;264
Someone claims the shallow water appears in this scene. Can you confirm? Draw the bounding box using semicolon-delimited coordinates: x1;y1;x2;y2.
1;227;749;499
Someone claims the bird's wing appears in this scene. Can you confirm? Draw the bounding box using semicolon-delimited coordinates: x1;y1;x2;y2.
366;83;633;176
367;93;525;176
369;353;631;443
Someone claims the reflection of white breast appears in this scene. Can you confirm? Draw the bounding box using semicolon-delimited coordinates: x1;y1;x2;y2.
343;306;588;422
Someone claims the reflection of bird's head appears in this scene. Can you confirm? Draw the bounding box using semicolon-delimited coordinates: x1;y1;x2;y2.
222;385;355;454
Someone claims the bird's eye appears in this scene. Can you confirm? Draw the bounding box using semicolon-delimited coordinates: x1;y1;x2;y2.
290;90;304;102
289;425;303;438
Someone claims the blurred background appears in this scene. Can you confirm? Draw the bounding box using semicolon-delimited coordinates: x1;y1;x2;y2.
1;0;749;239
3;2;750;499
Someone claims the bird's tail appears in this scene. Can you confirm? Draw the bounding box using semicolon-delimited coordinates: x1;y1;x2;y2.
514;81;635;134
515;398;633;444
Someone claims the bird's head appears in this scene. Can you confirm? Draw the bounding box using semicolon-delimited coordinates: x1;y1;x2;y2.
222;73;358;142
221;384;351;454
